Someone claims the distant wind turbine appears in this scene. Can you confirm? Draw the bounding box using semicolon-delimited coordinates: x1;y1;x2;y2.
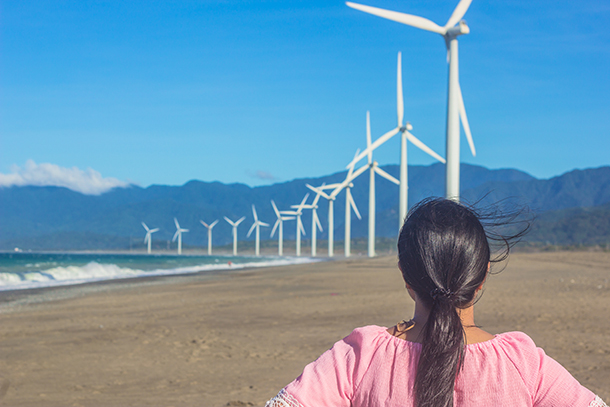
297;187;325;257
224;216;246;256
200;219;219;255
247;205;269;256
347;54;446;228
306;183;341;257
346;0;476;201
363;112;400;257
331;151;367;257
270;200;295;256
172;218;189;255
285;194;310;256
141;222;160;254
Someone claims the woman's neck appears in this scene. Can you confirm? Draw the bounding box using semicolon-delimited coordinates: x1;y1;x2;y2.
390;301;494;345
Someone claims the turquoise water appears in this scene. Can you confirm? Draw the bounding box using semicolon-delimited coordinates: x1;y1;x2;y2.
0;252;319;291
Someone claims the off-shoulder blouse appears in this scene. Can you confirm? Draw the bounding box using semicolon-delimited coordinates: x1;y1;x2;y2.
267;325;606;407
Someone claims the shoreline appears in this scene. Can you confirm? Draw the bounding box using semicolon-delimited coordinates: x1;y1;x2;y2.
0;251;608;406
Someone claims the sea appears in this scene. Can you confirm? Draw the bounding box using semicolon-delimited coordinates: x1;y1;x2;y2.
0;252;321;292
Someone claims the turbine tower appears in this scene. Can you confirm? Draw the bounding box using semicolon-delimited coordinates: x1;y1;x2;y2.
247;205;269;256
348;54;446;227
346;0;476;201
141;222;159;254
172;218;189;255
285;194;309;257
200;219;219;255
270;200;295;256
224;216;246;256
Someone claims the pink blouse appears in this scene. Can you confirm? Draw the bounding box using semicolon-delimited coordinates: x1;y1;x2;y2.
268;325;605;407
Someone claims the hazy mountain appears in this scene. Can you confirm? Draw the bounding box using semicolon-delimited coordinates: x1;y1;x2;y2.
1;163;609;250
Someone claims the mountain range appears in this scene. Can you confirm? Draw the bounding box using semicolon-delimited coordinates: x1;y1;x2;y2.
2;163;610;251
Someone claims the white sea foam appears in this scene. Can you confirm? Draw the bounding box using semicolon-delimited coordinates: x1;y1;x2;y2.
0;257;322;292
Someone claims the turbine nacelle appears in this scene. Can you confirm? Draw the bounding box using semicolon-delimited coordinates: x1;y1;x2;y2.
445;20;469;38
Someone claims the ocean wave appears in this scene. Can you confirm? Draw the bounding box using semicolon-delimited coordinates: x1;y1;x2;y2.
0;257;321;292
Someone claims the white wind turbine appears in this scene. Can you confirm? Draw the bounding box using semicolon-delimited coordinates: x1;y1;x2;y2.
284;194;309;257
141;222;160;254
330;152;368;258
172;218;189;255
346;0;477;201
270;200;295;256
200;219;219;255
294;188;324;257
224;216;246;256
347;53;446;228
247;205;269;256
361;112;401;257
305;183;341;257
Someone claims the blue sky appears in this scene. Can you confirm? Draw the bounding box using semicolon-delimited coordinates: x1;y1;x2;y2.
2;0;609;191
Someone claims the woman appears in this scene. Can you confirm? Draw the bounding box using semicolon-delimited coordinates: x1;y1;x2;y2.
265;198;606;407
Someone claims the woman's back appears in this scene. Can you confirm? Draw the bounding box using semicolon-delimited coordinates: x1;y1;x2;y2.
279;325;600;407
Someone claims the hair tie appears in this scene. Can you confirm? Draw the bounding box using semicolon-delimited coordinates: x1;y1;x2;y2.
430;287;453;301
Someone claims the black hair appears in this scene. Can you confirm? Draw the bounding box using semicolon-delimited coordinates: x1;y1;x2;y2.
397;197;529;407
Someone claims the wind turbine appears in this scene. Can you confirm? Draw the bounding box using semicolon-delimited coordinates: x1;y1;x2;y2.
200;219;219;255
224;216;246;256
172;218;189;255
270;200;295;256
346;0;476;201
347;53;446;228
330;151;368;257
305;183;341;257
141;222;159;254
285;194;310;257
361;112;400;257
247;205;269;256
295;188;324;257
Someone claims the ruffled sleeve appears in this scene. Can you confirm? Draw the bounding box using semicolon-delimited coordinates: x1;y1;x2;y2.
500;332;605;407
266;326;377;407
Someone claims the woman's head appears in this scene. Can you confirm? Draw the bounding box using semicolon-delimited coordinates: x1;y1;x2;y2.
398;198;490;309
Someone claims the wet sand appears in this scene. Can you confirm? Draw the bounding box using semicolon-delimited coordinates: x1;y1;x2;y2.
0;251;609;406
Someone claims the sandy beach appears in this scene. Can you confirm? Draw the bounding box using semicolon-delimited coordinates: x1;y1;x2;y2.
0;251;608;406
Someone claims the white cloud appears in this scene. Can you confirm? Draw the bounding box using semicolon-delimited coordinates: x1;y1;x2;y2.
0;160;130;195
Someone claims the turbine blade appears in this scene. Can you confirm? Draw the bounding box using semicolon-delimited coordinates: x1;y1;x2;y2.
247;223;256;237
348;190;362;220
299;193;310;208
210;220;219;228
182;228;189;233
366;111;372;164
224;216;236;226
141;222;149;231
444;0;473;29
313;211;323;232
174;218;180;229
252;205;258;221
350;163;369;182
144;234;149;244
150;228;159;233
259;221;269;227
348;126;400;169
346;2;446;34
406;132;447;163
298;217;305;236
306;184;330;200
271;220;280;237
271;200;280;217
200;220;209;228
236;216;246;226
397;52;404;127
172;230;179;242
458;83;476;156
374;166;400;185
